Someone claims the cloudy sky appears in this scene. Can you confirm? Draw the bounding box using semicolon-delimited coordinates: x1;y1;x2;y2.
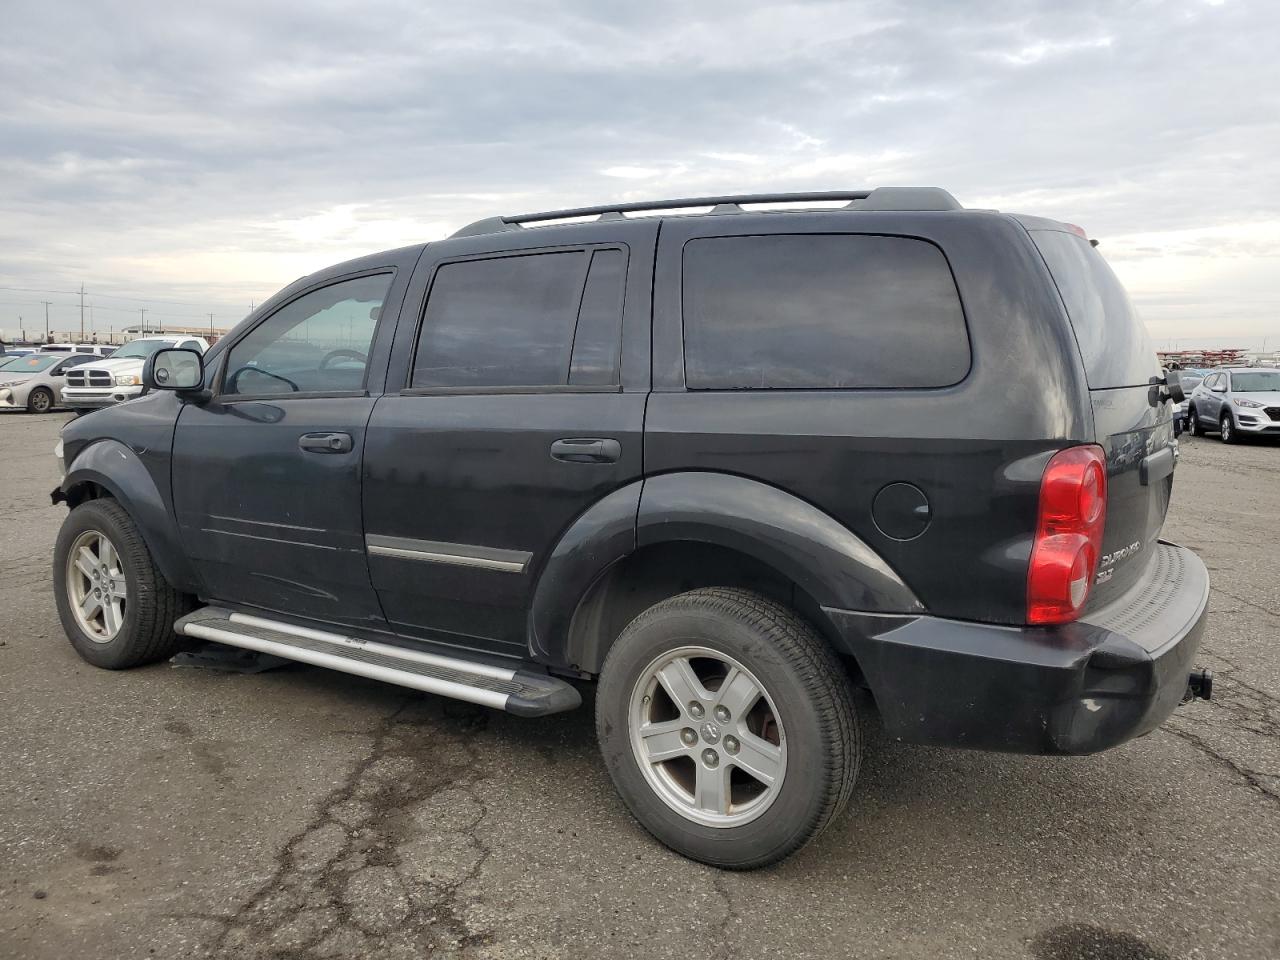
1;0;1277;346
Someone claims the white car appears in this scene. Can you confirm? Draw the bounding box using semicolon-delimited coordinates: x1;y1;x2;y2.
36;343;117;357
0;353;96;412
61;336;208;412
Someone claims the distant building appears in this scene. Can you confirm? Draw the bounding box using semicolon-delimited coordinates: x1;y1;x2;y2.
1158;348;1249;369
119;324;230;345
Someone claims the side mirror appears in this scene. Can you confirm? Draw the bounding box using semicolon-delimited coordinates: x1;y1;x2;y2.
143;348;205;392
1211;383;1227;394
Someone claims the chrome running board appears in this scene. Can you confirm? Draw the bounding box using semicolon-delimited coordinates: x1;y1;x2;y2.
174;607;580;717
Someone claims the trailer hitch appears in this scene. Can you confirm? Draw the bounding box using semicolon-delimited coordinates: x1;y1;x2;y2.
1184;669;1213;703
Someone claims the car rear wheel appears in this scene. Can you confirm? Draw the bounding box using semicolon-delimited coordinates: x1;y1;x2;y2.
1220;412;1239;443
26;387;53;413
53;499;192;669
596;587;860;869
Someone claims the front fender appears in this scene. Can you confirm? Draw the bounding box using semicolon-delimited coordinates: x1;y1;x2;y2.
637;472;922;614
56;439;201;594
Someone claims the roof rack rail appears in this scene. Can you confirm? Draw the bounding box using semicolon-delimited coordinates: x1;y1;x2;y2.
449;187;962;238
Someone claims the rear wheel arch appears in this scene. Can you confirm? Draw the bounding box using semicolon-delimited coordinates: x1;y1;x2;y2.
559;539;862;680
530;471;917;678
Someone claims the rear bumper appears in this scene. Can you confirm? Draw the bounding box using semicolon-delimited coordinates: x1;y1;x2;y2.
825;541;1209;755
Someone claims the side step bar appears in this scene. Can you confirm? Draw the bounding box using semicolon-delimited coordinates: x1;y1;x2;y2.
174;607;581;717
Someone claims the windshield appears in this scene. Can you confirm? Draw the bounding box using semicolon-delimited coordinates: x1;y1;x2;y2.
110;339;177;360
1;355;59;373
1231;370;1280;393
1180;376;1203;391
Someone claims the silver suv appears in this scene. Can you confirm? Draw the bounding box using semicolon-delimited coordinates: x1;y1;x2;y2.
1186;367;1280;442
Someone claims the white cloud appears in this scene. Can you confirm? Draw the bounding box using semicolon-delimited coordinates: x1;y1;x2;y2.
0;0;1276;343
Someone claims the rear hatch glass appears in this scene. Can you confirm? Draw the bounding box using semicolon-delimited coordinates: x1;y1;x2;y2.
1031;230;1161;388
1030;228;1170;609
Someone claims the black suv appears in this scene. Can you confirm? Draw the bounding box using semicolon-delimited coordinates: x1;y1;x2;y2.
51;188;1210;868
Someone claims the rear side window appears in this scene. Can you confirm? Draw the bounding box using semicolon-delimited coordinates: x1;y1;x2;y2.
411;248;626;389
682;235;969;390
1030;230;1160;389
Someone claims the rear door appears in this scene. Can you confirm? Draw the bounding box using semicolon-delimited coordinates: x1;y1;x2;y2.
362;222;656;658
1028;227;1169;605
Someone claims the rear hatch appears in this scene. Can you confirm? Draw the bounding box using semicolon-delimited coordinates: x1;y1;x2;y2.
1027;226;1171;608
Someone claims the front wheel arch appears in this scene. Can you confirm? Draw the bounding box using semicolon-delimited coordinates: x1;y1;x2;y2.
57;440;202;594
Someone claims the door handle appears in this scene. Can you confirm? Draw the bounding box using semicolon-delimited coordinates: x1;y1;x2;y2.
298;432;353;454
550;438;621;463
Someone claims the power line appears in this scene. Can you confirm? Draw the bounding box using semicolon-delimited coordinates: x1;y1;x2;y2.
0;297;230;323
0;284;256;309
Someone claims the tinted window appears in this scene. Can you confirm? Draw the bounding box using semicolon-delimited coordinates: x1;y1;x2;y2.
682;235;969;390
1031;230;1160;389
570;249;627;385
224;274;391;396
412;250;596;389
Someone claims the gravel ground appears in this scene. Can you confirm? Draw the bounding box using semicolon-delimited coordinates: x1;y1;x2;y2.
1;410;1277;960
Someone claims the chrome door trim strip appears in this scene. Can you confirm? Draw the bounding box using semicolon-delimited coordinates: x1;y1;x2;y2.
365;534;531;574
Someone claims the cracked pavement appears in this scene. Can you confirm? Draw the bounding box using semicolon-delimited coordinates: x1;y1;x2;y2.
2;411;1278;959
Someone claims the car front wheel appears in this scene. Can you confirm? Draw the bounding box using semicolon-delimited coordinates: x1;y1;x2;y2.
596;587;860;869
53;499;191;669
1220;412;1239;443
26;387;53;413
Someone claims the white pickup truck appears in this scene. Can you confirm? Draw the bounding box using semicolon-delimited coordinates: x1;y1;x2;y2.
61;336;209;412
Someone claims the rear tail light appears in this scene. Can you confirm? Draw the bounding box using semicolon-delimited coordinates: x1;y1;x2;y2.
1027;445;1107;625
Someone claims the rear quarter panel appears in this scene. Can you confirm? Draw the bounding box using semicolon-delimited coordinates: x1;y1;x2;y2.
647;211;1093;624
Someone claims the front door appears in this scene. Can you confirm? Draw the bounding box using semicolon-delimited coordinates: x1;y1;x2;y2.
172;270;401;629
362;223;656;658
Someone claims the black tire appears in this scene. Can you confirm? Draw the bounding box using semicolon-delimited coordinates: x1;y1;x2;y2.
596;587;860;869
27;387;53;413
53;499;192;669
1187;408;1201;437
1220;411;1239;443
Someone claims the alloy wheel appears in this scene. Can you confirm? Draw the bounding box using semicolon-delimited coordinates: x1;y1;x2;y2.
628;645;787;827
65;529;129;642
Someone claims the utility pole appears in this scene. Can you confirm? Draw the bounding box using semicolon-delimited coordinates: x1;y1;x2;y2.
79;283;85;341
209;313;215;337
42;300;52;341
140;307;147;334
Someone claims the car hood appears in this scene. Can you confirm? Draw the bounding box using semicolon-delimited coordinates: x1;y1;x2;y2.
0;370;44;385
1233;391;1280;405
73;356;149;373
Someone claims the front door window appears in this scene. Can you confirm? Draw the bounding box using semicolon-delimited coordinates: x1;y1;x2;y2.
223;274;392;396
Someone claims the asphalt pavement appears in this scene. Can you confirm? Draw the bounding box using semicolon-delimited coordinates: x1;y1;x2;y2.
1;410;1277;959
